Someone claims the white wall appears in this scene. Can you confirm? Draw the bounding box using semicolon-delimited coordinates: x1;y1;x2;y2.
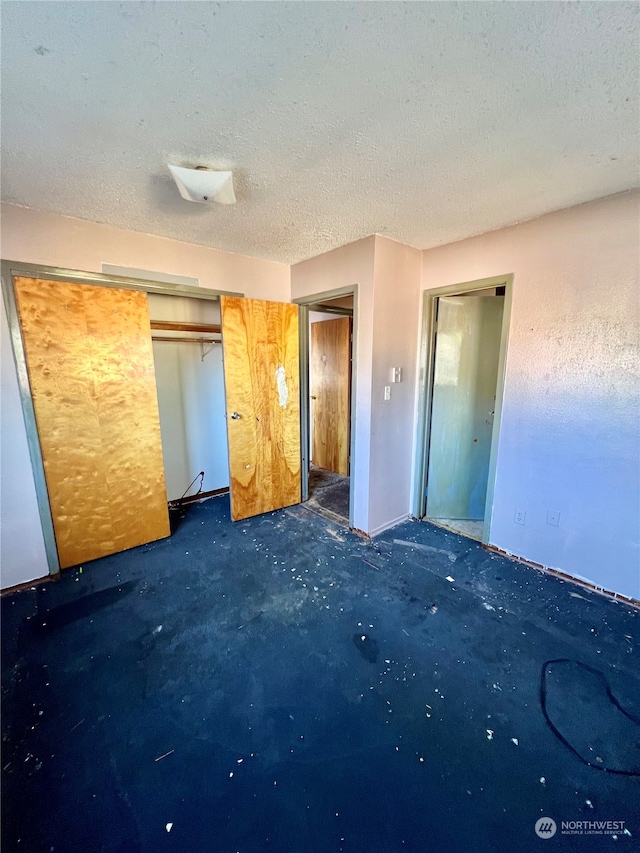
0;297;48;587
152;342;229;500
0;203;290;301
369;236;422;534
420;190;640;600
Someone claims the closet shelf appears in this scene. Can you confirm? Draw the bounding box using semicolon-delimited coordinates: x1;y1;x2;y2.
151;336;221;344
150;320;222;334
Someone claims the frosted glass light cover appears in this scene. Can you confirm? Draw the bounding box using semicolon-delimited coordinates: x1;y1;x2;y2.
168;165;236;204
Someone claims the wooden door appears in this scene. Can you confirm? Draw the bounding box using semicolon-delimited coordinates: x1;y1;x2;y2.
311;317;351;475
426;295;504;520
220;296;300;521
14;277;170;568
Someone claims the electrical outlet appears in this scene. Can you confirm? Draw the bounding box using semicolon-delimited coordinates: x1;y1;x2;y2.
383;385;391;401
547;509;560;527
514;509;526;525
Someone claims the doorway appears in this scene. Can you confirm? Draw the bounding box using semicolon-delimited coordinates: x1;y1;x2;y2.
413;276;512;543
295;289;357;528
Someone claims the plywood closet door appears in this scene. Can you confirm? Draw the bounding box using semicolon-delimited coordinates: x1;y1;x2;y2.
14;277;170;568
311;317;351;475
221;296;300;521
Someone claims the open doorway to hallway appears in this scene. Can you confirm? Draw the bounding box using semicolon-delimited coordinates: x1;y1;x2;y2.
295;290;356;528
414;276;512;543
306;298;353;525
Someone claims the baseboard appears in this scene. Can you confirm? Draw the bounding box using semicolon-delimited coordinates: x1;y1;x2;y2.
1;572;58;596
349;526;370;539
367;514;410;538
483;544;640;610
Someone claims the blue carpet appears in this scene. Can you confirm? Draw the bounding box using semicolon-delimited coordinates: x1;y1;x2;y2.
2;495;639;852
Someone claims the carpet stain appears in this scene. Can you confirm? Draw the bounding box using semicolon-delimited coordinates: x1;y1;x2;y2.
353;633;379;663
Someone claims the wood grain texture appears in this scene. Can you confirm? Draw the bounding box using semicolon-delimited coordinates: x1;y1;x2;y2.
311;317;351;475
14;277;170;568
221;296;300;521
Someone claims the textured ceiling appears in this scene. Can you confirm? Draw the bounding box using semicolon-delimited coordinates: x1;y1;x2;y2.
2;2;638;264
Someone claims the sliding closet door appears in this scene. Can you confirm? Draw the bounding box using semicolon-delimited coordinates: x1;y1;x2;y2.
14;277;170;569
221;296;301;521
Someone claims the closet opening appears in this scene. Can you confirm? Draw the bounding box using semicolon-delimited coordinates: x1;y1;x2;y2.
1;260;240;575
147;294;229;533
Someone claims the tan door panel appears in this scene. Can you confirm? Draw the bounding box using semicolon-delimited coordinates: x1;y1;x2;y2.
311;317;351;475
14;277;170;568
221;296;300;521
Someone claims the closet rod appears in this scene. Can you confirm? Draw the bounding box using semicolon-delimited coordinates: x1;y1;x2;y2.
150;320;221;334
152;336;221;344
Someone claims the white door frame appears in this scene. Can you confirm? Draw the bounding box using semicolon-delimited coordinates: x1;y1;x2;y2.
412;274;513;543
293;285;358;528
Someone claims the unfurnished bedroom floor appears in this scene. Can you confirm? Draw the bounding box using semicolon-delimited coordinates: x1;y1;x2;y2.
2;496;639;853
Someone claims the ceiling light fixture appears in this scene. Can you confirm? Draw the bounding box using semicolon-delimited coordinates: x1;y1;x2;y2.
168;164;236;204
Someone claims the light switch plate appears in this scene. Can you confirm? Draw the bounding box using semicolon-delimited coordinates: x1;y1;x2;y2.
547;509;560;527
